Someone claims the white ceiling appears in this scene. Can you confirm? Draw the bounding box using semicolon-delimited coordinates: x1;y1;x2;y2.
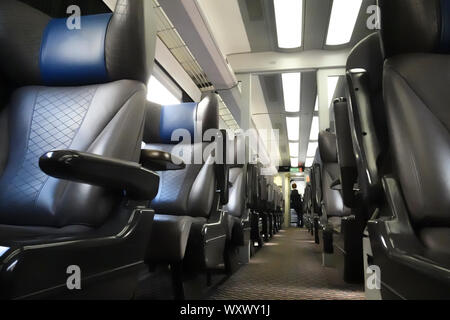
196;0;251;56
251;76;281;166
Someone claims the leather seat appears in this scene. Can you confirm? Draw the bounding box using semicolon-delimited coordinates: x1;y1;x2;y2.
346;32;386;211
0;0;158;299
223;134;251;265
319;131;350;229
361;0;450;299
344;32;386;286
266;179;275;239
142;95;229;297
275;187;284;231
248;163;264;249
302;184;312;230
258;173;270;241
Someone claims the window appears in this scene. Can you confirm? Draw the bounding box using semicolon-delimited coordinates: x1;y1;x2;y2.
147;65;182;105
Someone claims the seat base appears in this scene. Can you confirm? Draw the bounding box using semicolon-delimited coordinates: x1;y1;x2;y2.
0;207;154;299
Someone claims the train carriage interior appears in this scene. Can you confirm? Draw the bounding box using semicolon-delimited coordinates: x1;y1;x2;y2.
0;0;449;303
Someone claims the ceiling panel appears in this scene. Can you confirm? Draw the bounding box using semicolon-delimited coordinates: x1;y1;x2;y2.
197;0;251;56
239;0;377;54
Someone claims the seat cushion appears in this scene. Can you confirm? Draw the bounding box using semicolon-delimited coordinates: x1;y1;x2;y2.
0;224;92;245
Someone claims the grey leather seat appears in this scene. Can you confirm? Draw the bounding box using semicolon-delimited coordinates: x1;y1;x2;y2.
248;163;264;249
0;0;158;299
274;187;284;231
319;131;350;232
143;94;229;297
361;0;450;299
258;173;271;241
223;134;251;265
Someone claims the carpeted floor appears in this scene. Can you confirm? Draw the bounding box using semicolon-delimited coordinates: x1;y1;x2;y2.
210;228;365;300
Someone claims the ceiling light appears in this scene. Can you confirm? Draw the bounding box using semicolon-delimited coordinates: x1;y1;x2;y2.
314;95;319;111
286;117;300;141
305;157;314;167
326;0;363;46
309;116;319;141
307;142;318;158
291;157;299;168
289;142;299;158
282;73;301;112
274;0;303;49
327;76;340;108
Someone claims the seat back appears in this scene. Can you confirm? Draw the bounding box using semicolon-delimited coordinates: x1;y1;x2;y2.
333;97;358;208
143;94;220;218
303;184;311;214
379;0;450;230
0;0;155;228
224;134;247;218
247;163;259;210
319;131;347;218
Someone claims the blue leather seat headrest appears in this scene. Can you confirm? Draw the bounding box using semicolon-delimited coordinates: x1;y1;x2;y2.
0;0;155;86
144;94;219;145
379;0;450;57
160;103;197;143
40;13;112;86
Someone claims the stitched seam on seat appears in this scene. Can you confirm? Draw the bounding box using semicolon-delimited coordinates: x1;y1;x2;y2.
34;86;100;209
56;89;144;227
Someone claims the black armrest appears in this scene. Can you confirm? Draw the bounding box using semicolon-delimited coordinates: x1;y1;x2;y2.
39;150;159;201
140;149;185;171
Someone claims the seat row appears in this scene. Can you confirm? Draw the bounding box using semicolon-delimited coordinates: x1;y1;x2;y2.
303;0;450;299
0;0;283;299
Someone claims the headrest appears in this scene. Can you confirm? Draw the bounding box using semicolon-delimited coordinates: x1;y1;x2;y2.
144;94;219;145
0;0;155;86
347;33;384;92
319;131;338;163
378;0;450;57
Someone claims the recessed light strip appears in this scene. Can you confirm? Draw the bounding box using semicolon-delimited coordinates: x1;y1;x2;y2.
286;117;300;141
282;73;301;113
289;142;299;158
274;0;303;49
326;0;363;46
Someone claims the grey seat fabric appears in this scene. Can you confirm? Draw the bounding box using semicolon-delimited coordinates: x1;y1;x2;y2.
378;0;450;252
143;94;222;264
319;131;349;219
384;56;450;228
0;0;154;230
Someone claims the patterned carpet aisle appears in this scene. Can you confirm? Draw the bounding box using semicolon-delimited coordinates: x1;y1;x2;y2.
210;228;365;300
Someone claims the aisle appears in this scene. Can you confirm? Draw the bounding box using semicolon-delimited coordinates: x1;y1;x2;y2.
210;228;365;300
